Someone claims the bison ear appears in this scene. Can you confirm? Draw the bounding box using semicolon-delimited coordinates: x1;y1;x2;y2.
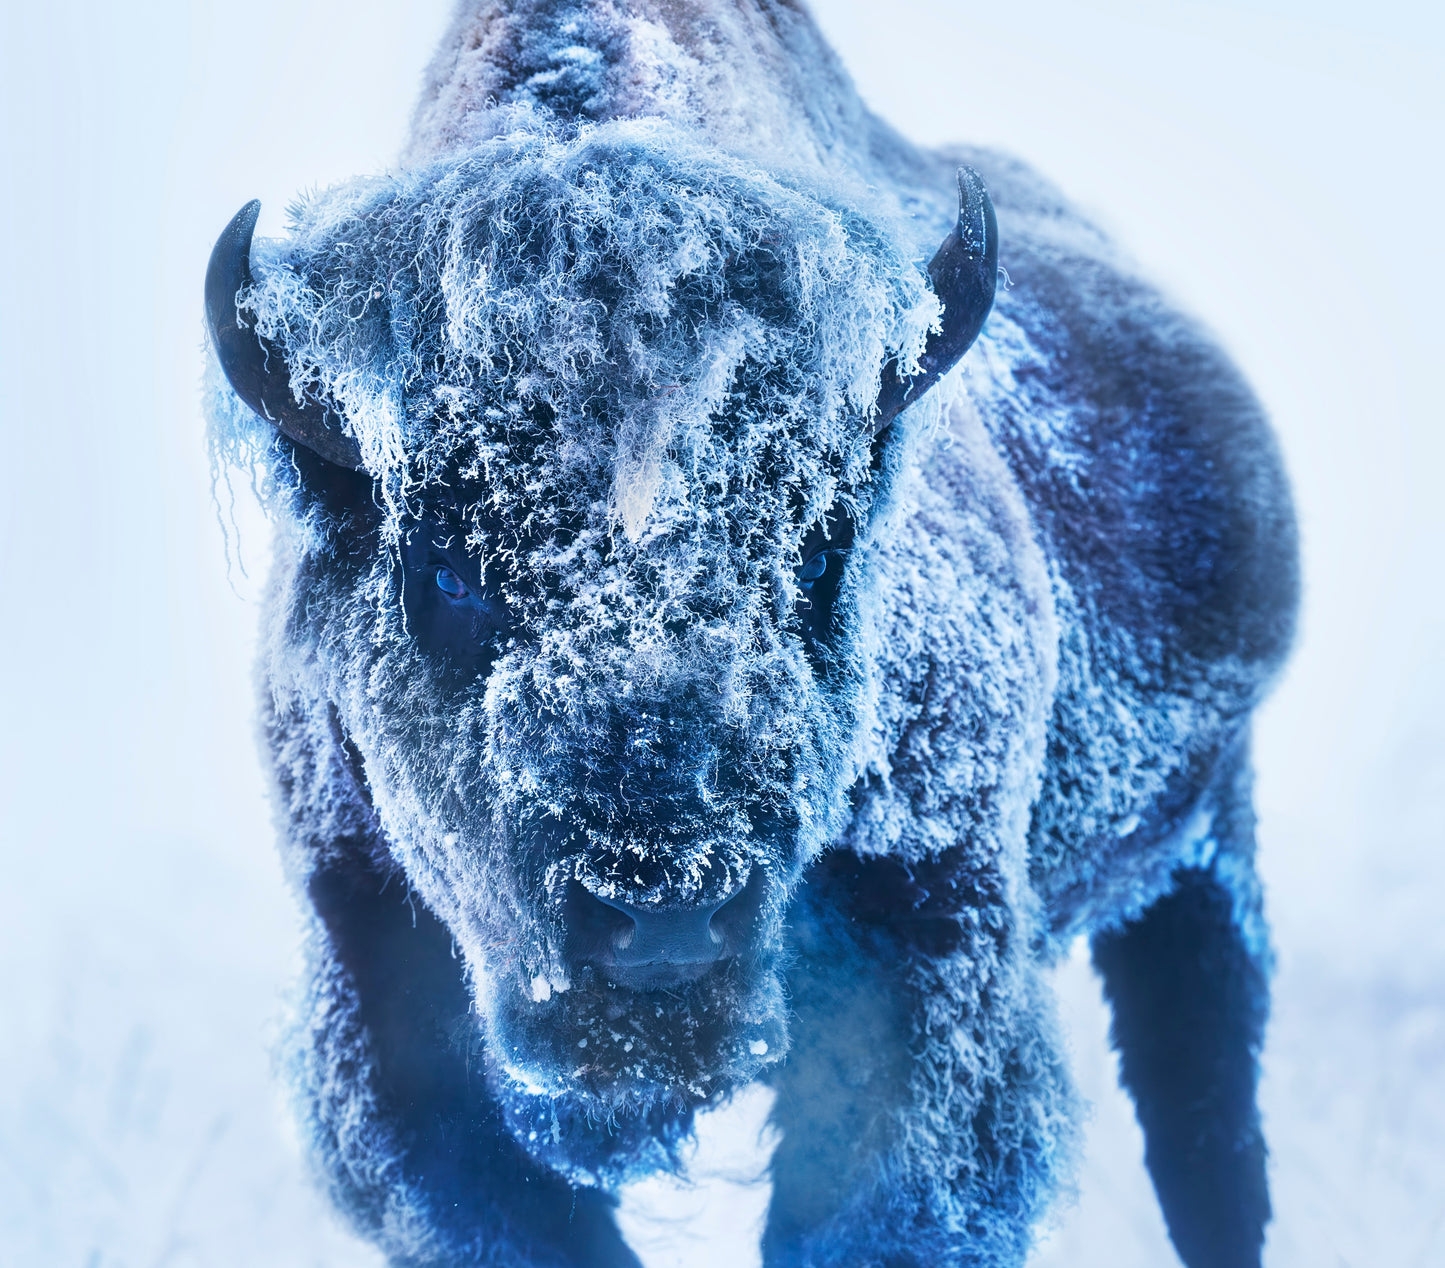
873;167;999;436
206;200;366;472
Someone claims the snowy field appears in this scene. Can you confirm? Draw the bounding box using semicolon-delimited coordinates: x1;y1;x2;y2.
1;1;1440;1265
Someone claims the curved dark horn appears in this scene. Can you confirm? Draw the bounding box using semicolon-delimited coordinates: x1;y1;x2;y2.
873;167;999;435
205;200;364;470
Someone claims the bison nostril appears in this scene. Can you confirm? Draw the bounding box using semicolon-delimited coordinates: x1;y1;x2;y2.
706;868;766;949
563;881;637;963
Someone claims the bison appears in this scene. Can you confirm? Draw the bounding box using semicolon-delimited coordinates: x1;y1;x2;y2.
205;2;1298;1266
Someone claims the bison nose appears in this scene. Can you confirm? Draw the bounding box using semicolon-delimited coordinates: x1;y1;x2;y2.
565;874;760;989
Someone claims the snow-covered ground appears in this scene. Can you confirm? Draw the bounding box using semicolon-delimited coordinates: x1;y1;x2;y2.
1;2;1439;1265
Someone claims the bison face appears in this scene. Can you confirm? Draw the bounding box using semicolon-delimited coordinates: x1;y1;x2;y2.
339;473;871;1112
209;124;994;1116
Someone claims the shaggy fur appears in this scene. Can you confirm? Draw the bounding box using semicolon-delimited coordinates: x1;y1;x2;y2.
208;3;1297;1266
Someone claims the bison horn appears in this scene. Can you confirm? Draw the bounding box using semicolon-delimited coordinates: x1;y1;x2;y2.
873;167;999;435
205;200;365;471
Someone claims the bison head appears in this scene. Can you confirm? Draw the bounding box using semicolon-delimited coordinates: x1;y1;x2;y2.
207;122;995;1124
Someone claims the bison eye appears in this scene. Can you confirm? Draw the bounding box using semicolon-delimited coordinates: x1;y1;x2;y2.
799;552;830;588
795;546;848;656
435;566;469;600
798;548;845;598
794;502;854;656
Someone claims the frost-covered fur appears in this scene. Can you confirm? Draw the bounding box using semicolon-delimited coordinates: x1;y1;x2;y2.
209;4;1297;1266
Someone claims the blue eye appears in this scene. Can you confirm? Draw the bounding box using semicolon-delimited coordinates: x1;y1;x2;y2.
799;553;829;587
435;566;468;599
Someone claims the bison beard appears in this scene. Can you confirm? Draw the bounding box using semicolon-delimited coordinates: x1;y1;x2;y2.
206;3;1297;1267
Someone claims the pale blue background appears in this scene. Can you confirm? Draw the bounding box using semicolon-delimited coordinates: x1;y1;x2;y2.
1;2;1440;1264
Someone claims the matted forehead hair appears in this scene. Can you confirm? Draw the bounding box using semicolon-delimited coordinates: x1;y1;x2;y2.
218;114;942;545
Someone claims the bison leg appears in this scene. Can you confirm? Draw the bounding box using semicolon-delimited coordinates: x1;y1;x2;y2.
1091;859;1271;1268
296;857;641;1268
762;848;1076;1268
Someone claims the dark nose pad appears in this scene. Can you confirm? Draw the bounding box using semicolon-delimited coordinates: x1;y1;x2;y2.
565;874;758;988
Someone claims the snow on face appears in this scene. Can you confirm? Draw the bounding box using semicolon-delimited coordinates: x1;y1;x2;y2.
218;118;940;1108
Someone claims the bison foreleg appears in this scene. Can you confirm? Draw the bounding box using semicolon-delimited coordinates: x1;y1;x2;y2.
294;856;641;1268
1091;856;1271;1268
762;848;1076;1268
